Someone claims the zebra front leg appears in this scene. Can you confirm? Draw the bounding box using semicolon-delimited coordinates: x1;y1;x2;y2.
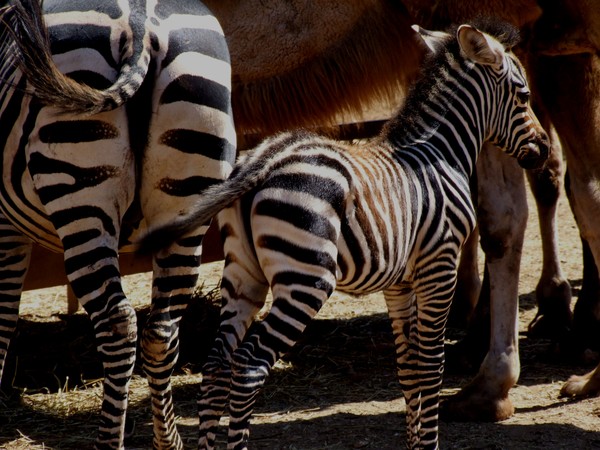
385;280;451;450
0;218;32;393
384;285;420;447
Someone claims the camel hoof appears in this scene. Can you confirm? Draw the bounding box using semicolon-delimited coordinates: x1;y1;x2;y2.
527;310;571;340
528;279;572;340
444;339;487;375
441;388;514;422
560;371;600;398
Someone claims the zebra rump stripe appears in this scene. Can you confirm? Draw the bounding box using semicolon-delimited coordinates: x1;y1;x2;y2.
144;19;549;450
0;0;235;449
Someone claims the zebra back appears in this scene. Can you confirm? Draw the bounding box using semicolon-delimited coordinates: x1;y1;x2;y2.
4;0;152;114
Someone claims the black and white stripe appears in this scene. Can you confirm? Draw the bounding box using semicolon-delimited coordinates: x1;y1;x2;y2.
144;20;549;450
0;0;235;448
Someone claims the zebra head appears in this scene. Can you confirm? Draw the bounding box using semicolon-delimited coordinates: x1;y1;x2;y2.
415;21;550;170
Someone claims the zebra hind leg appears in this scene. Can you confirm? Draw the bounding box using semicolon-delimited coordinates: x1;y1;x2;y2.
72;251;138;450
141;231;208;450
226;279;332;449
198;268;269;449
0;218;32;396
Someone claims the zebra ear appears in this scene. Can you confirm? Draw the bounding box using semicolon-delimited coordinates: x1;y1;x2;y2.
412;25;449;54
457;24;505;67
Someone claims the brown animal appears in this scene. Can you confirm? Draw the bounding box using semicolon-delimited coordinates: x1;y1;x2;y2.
207;0;422;136
202;0;571;423
529;0;600;397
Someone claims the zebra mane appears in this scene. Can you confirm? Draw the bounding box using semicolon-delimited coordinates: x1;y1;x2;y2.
382;18;519;144
462;17;521;48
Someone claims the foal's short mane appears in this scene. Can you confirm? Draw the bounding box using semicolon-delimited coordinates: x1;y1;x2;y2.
381;18;520;143
465;17;521;48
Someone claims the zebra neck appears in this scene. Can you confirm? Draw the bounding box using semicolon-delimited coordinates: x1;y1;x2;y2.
384;62;491;178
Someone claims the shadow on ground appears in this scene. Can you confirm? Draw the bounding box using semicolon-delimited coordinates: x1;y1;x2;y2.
2;283;598;448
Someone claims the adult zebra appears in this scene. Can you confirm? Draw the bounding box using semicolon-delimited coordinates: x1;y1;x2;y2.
0;0;235;449
144;21;549;449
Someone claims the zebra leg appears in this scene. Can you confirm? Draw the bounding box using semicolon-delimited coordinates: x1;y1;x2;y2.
384;286;420;447
226;270;334;449
138;5;235;447
26;101;138;449
198;217;270;448
140;233;204;450
385;278;454;449
443;145;526;422
526;123;572;339
0;217;32;392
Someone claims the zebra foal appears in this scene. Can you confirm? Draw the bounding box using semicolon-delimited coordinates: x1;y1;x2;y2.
0;0;235;448
144;19;549;450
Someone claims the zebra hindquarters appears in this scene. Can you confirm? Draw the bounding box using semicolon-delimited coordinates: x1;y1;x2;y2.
136;4;236;448
26;103;138;449
0;216;32;392
384;269;457;450
139;0;236;232
218;192;339;449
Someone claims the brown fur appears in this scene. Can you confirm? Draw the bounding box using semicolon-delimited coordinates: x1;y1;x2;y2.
206;0;423;137
532;0;599;55
405;0;542;29
206;0;543;139
529;0;600;393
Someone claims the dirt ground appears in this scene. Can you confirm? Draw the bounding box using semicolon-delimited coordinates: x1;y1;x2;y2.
1;174;600;449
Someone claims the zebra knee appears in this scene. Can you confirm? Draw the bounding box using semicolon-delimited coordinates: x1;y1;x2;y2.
230;347;269;391
95;303;138;352
141;322;177;366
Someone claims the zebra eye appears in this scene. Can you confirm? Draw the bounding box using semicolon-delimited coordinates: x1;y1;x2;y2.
516;91;530;104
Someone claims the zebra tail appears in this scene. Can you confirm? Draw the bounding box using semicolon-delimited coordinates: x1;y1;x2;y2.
139;148;272;253
4;0;150;115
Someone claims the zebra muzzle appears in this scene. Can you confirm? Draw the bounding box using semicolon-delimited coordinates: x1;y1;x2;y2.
517;135;550;170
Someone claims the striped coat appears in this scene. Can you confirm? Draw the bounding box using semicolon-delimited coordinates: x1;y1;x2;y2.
144;20;549;450
0;0;235;448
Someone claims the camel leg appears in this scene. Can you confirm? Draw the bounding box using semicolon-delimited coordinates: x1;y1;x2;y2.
449;227;482;328
443;144;526;421
561;363;600;398
527;123;573;339
560;237;600;399
571;238;600;353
